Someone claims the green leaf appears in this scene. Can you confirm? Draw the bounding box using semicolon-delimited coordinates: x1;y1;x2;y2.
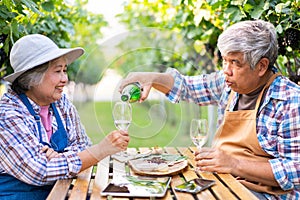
208;0;225;10
276;24;283;34
224;6;245;22
243;3;253;13
0;5;17;19
206;0;221;6
275;2;291;14
186;27;200;39
263;1;270;10
41;1;55;12
2;0;12;10
230;0;245;6
21;0;42;14
193;40;204;53
250;1;266;19
250;8;264;19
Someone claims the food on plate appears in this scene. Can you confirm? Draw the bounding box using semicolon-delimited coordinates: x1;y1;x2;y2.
129;154;188;175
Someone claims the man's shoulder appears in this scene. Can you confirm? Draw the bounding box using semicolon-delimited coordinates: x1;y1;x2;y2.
271;75;300;101
275;75;300;91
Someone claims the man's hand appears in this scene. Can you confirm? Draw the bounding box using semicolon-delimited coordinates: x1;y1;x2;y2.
119;72;174;102
194;147;238;174
194;147;279;187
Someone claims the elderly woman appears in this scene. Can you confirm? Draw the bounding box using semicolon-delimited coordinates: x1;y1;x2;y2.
0;34;129;200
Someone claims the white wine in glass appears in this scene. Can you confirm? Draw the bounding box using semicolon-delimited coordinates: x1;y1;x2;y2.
112;102;132;159
190;119;208;149
114;120;131;131
113;102;132;131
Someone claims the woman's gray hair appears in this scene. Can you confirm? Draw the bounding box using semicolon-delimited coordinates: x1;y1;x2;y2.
11;62;49;94
217;20;278;70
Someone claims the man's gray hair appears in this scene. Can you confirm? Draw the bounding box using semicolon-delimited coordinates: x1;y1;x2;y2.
217;20;278;69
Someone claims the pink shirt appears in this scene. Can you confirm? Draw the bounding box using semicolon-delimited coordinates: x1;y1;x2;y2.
40;105;52;141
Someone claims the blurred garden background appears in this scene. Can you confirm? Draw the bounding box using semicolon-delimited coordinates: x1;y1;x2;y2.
0;0;299;147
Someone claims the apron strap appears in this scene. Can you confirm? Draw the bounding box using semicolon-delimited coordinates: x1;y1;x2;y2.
225;91;235;111
18;93;67;152
225;73;280;111
49;103;68;152
19;93;45;146
254;73;279;111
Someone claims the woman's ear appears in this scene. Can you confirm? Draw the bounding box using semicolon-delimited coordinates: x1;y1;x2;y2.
258;58;270;76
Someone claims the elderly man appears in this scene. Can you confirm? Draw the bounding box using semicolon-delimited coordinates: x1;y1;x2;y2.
120;20;300;200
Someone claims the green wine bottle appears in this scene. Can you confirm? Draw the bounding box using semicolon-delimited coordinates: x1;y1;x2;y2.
121;83;141;103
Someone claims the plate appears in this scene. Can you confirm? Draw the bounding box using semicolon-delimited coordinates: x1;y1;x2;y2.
128;154;188;176
101;175;171;197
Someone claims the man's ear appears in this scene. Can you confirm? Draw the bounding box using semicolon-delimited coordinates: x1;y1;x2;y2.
257;58;270;76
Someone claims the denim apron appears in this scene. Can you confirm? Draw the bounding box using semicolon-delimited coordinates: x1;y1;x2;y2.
0;93;68;200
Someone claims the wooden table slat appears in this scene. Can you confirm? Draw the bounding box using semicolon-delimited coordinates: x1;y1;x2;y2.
177;147;196;167
46;179;73;200
68;166;93;200
217;173;259;200
90;156;110;200
199;172;237;200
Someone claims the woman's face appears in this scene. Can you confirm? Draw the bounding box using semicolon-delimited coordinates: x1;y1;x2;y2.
27;57;68;106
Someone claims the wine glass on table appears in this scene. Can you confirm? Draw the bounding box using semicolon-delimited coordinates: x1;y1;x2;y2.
112;101;132;158
190;119;208;150
190;118;209;172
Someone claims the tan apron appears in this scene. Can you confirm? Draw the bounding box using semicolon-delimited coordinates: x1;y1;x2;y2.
214;74;289;195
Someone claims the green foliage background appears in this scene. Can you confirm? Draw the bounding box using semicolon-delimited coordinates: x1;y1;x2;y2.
0;0;107;85
1;0;299;83
117;0;299;82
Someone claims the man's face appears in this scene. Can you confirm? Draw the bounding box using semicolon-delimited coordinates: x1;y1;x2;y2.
222;52;261;94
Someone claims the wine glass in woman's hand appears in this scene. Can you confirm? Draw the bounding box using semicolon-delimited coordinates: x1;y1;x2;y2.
113;102;132;131
112;101;132;160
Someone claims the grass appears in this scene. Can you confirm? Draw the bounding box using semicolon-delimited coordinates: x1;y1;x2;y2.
75;100;208;148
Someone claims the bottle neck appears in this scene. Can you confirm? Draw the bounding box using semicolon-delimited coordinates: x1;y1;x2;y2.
121;93;130;102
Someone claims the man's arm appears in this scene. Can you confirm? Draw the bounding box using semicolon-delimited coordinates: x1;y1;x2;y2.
195;148;279;187
232;159;279;186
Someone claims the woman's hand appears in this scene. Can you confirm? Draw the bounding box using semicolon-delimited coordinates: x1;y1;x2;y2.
194;147;238;174
99;130;130;156
79;130;130;172
40;145;60;161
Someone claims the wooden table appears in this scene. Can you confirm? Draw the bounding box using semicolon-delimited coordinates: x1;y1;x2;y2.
47;147;258;200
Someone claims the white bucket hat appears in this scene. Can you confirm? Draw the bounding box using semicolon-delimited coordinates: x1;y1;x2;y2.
4;34;84;83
